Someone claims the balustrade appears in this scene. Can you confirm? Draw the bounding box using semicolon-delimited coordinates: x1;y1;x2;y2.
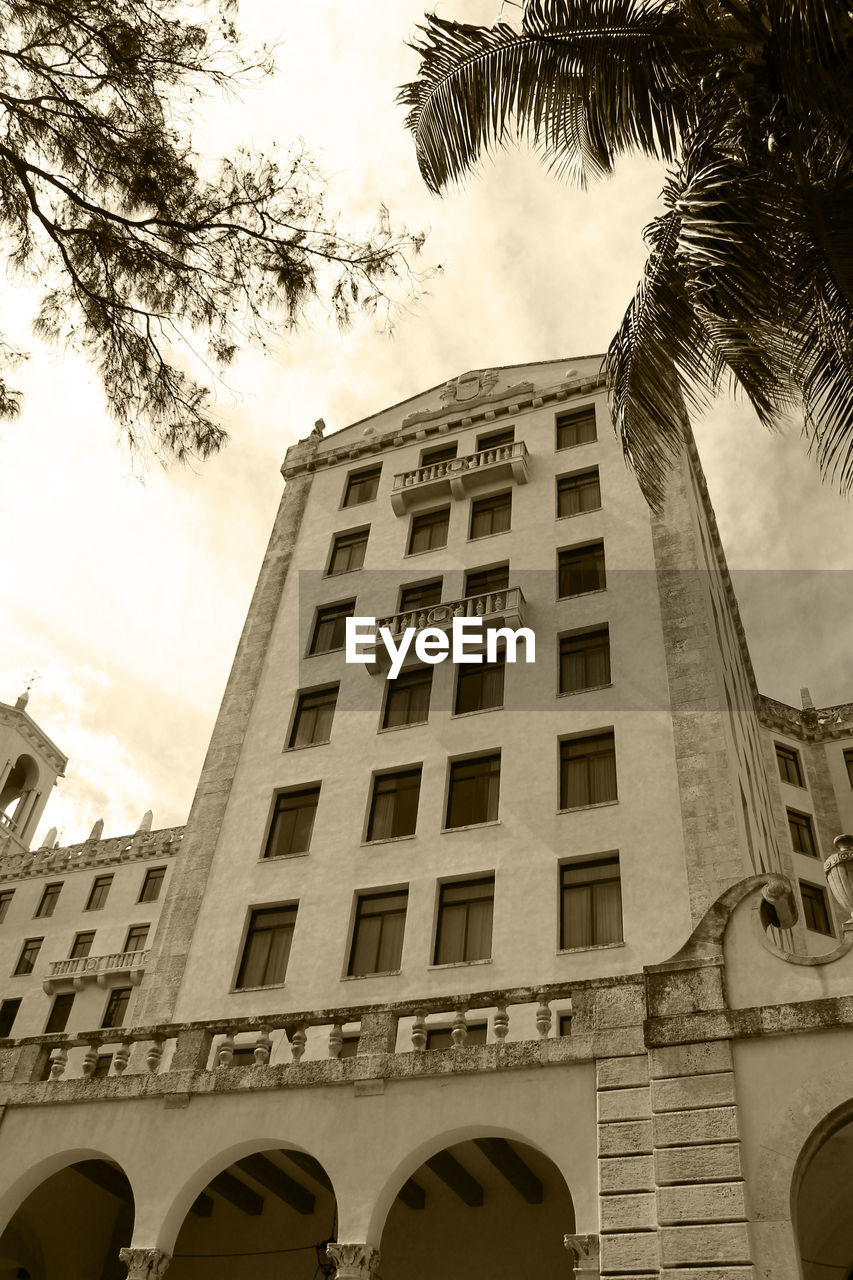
390;441;529;514
375;587;526;644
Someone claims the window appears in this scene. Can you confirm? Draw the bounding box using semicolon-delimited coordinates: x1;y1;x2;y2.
800;881;833;936
556;407;597;449
560;732;618;808
465;564;509;597
455;655;505;715
236;905;297;989
264;786;321;858
0;891;13;923
101;988;131;1029
434;878;494;964
776;744;804;787
844;748;853;787
310;602;354;654
339;1034;360;1058
343;466;381;507
93;1054;114;1078
366;768;422;841
45;993;74;1034
408;507;450;555
14;938;42;976
288;685;338;749
477;427;515;451
557;468;601;516
124;924;149;952
382;667;433;729
348;890;408;976
421;442;457;466
86;875;113;911
561;857;623;949
0;999;21;1038
788;809;818;857
35;882;62;919
139;866;166;903
470;491;512;539
399;579;442;612
446;754;501;828
426;1023;487;1049
69;931;95;959
558;542;606;597
327;528;368;576
558;1013;573;1036
560;627;611;693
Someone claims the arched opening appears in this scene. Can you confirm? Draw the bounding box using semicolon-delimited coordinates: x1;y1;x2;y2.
0;754;39;825
0;1156;134;1280
379;1136;575;1279
168;1147;337;1279
796;1114;853;1280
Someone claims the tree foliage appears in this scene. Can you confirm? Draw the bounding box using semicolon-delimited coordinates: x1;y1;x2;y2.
0;0;425;460
400;0;853;506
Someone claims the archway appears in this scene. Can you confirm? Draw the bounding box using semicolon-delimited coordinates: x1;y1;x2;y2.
796;1114;853;1280
379;1136;575;1279
0;1155;134;1280
168;1147;337;1279
0;754;39;824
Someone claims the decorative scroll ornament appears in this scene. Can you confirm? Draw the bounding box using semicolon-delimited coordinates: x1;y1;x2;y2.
325;1243;381;1278
825;835;853;922
118;1248;171;1279
440;368;499;404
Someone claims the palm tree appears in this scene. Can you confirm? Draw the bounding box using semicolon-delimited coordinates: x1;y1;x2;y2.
400;0;853;507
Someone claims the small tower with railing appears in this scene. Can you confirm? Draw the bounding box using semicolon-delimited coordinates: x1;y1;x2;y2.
0;690;67;856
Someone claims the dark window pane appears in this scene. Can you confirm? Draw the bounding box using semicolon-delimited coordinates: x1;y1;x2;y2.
310;603;355;654
426;1023;487;1049
0;891;13;923
455;657;505;714
101;988;131;1029
845;749;853;787
465;565;509;597
265;787;321;857
556;408;597;449
237;906;297;988
446;755;501;828
348;890;408;975
421;443;457;466
0;999;21;1038
560;628;611;693
775;745;803;787
70;931;95;959
289;687;338;748
800;882;833;935
382;668;433;728
477;427;515;451
339;1035;360;1058
399;579;442;612
561;857;623;948
557;469;601;516
558;543;606;597
35;883;62;919
435;878;494;964
367;769;422;841
139;867;166;903
124;925;149;952
328;528;368;575
45;993;74;1034
470;492;512;539
93;1054;114;1078
14;937;42;976
409;508;450;555
343;467;381;507
86;875;113;911
788;810;817;857
560;733;618;808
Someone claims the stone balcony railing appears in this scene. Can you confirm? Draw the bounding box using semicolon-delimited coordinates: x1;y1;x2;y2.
368;587;526;671
43;948;149;995
0;825;183;883
390;441;529;514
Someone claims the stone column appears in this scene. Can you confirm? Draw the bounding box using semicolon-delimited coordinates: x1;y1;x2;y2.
564;1233;600;1277
118;1248;170;1279
325;1243;380;1279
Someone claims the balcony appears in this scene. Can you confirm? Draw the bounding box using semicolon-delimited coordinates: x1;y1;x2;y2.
368;587;526;672
390;441;529;515
43;948;149;995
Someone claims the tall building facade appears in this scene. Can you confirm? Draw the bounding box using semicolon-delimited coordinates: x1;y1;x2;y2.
0;358;851;1280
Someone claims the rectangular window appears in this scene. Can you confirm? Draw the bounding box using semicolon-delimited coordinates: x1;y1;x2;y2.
34;882;62;919
69;931;95;959
560;627;611;693
14;937;42;976
561;856;623;949
556;407;597;450
800;881;833;936
138;866;166;904
446;754;501;828
399;579;442;612
348;890;408;976
236;905;297;989
470;491;512;539
0;891;13;923
382;667;433;729
327;528;368;576
343;466;381;507
124;925;149;952
776;744;804;787
426;1023;487;1049
101;987;132;1029
465;564;509;597
434;877;494;964
477;427;515;451
310;602;355;654
288;686;338;749
455;655;505;715
844;748;853;787
560;732;618;808
558;542;606;597
0;998;21;1038
557;468;601;517
45;992;74;1034
264;786;321;858
421;442;457;466
85;875;113;911
367;768;422;841
788;809;818;857
408;507;450;555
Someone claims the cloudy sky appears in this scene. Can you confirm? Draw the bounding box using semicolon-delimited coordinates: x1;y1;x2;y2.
1;0;851;846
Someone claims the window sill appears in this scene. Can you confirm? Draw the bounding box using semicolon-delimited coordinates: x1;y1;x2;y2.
360;834;417;848
557;941;625;955
324;568;365;579
441;819;502;834
556;507;602;521
557;800;619;815
230;983;287;994
304;645;347;658
405;545;449;558
259;851;310;864
340;970;402;982
428;958;493;971
466;529;511;544
556;440;597;453
377;720;429;735
557;587;607;603
805;928;835;938
284;740;331;753
557;684;613;699
450;706;503;720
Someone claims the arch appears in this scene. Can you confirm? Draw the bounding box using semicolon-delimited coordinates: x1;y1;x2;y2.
793;1104;853;1280
0;754;40;820
0;1146;131;1236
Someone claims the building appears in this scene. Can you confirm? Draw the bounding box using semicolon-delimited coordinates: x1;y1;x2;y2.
0;357;851;1280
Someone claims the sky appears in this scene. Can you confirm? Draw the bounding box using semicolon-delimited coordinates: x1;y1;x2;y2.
1;0;851;847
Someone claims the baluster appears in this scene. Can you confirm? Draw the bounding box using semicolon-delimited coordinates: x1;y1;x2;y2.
216;1034;235;1069
494;593;504;610
145;1037;164;1073
536;999;552;1038
451;1009;468;1048
114;1041;131;1075
411;1010;427;1052
49;1047;68;1081
328;1024;343;1059
82;1043;98;1077
290;1024;307;1062
493;1005;509;1042
476;598;485;616
253;1027;272;1066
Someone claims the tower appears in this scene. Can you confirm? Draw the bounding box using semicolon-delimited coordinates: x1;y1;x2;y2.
0;691;67;855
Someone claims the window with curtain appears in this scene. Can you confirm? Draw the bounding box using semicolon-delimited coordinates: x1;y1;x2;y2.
470;491;512;539
35;882;62;918
310;602;355;654
85;875;113;910
787;809;818;856
69;931;95;959
557;468;601;517
348;890;408;976
420;442;457;466
775;743;804;786
446;754;501;828
14;937;42;975
366;768;422;840
426;1023;487;1049
434;878;494;964
800;881;833;935
382;667;433;729
477;426;515;451
45;993;74;1034
561;857;623;949
124;924;149;952
465;564;509;597
560;732;617;808
408;507;450;554
343;466;381;507
844;748;853;787
288;686;338;748
399;579;443;612
264;786;321;857
558;542;606;597
560;628;611;694
556;407;597;449
139;866;166;903
455;655;505;714
327;527;369;575
101;987;132;1029
0;891;13;923
236;905;297;988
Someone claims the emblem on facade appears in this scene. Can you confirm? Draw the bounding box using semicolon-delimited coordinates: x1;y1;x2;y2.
440;368;499;404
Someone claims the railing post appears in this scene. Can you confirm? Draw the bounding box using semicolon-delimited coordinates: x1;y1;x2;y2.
357;1011;396;1055
170;1026;214;1073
